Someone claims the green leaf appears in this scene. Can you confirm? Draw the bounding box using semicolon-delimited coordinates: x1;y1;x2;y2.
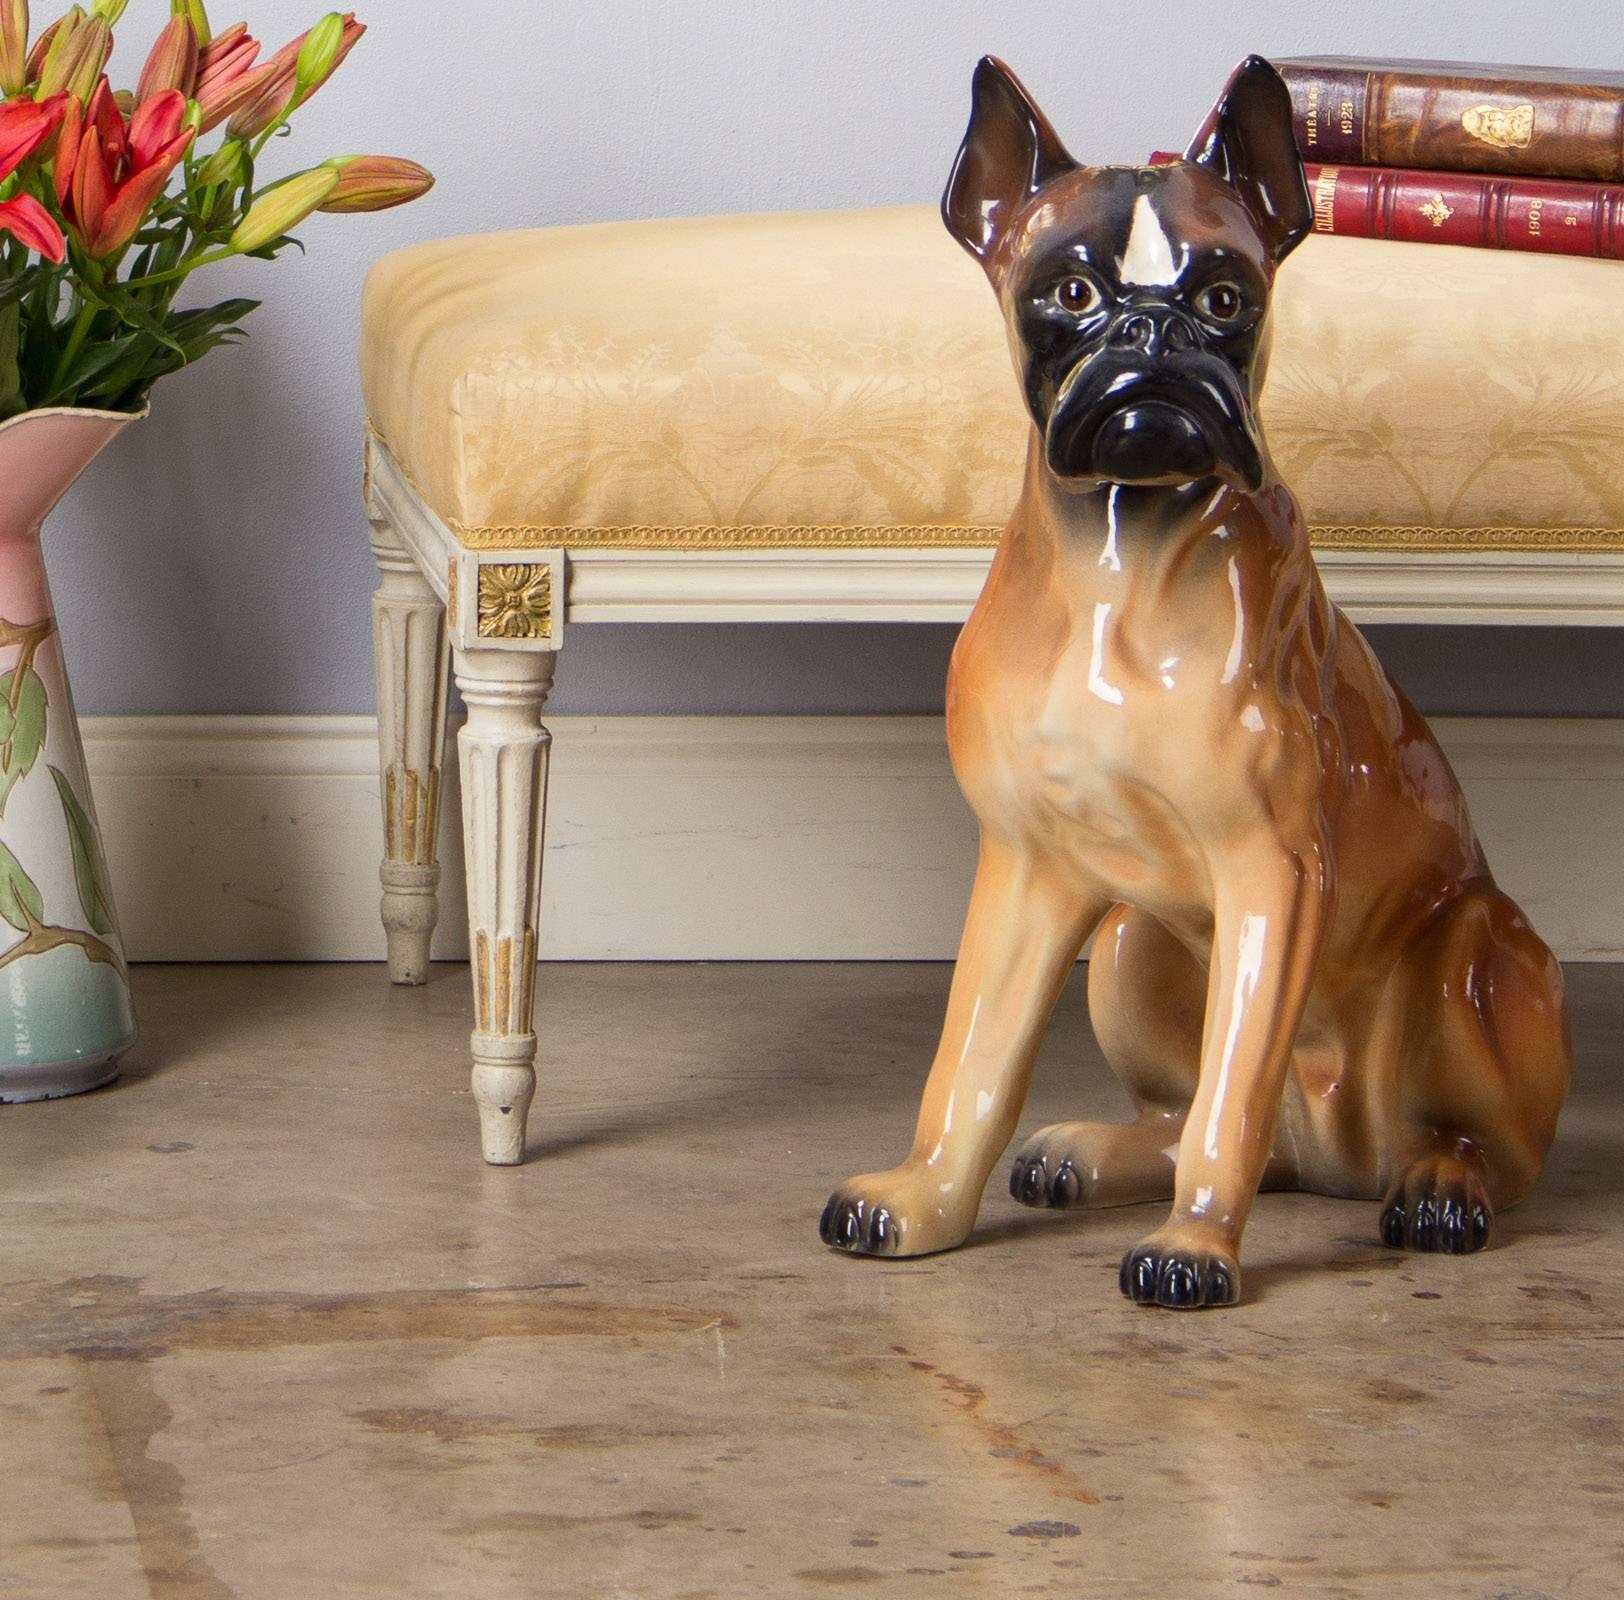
243;233;305;261
165;298;260;341
0;837;44;934
19;281;61;409
94;298;261;409
91;281;185;359
0;302;21;422
57;330;147;401
77;337;159;404
0;666;48;816
50;766;113;936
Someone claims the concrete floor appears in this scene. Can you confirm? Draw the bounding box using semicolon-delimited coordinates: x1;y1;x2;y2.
0;962;1620;1600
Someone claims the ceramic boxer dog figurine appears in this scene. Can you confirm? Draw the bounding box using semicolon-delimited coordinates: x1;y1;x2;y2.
820;55;1571;1308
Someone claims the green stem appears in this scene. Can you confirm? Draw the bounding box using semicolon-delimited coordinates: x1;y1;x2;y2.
249;81;316;163
45;301;97;401
249;117;290;162
120;248;234;291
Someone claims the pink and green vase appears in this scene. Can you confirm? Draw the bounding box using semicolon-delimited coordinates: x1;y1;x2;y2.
0;407;135;1102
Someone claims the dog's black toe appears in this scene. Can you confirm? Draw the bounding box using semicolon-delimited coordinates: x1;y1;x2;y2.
1010;1153;1047;1206
1379;1199;1408;1248
1379;1169;1493;1256
1009;1151;1083;1209
1119;1244;1238;1309
819;1193;899;1255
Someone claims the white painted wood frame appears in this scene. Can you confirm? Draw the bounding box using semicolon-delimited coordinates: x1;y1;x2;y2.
363;432;1624;1164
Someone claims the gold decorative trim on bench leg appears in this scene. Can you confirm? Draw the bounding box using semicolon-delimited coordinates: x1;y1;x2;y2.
368;511;451;986
449;549;565;650
456;646;556;1165
478;563;554;640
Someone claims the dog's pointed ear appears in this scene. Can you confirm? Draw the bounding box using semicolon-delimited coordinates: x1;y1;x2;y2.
943;56;1076;273
1184;55;1312;263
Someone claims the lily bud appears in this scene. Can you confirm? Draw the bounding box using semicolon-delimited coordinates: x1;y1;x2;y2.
170;0;209;47
32;4;81;95
62;14;107;102
192;24;264;132
193;133;244;187
229;164;337;252
295;11;342;90
317;154;433;213
38;10;108;103
137;14;199;104
23;14;56;81
90;0;128;21
195;20;250;82
0;0;27;96
231;11;360;134
224;55;292;138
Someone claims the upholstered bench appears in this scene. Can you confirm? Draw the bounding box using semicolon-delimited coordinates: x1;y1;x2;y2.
360;204;1624;1164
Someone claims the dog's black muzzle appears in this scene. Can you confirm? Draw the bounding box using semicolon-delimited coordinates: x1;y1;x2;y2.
1043;306;1264;492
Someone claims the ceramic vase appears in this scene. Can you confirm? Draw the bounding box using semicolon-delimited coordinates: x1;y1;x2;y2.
0;407;135;1103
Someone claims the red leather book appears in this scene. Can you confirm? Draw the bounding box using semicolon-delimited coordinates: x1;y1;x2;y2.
1147;150;1624;259
1271;58;1624;182
1298;162;1624;256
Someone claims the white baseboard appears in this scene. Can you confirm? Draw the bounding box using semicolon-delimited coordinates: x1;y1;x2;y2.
81;714;1624;963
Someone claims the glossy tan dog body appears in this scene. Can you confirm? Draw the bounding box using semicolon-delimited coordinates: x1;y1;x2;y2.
820;56;1570;1308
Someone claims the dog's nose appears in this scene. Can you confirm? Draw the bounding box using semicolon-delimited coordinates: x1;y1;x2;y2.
1109;309;1197;355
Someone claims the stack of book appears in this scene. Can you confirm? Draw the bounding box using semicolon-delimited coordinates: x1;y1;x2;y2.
1165;58;1624;260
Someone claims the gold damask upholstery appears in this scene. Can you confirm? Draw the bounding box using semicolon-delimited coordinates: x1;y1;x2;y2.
361;205;1624;551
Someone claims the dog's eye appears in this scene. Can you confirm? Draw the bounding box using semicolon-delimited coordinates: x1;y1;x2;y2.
1054;276;1101;315
1197;281;1245;323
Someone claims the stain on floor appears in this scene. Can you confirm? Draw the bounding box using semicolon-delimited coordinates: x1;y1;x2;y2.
1;962;1622;1599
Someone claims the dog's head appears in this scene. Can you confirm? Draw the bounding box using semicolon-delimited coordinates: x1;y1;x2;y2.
943;55;1311;493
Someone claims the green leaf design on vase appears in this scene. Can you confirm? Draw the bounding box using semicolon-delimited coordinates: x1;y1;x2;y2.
50;766;115;938
0;837;44;934
0;664;47;815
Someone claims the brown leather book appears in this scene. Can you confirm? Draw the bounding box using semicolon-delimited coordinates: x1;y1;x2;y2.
1272;57;1624;181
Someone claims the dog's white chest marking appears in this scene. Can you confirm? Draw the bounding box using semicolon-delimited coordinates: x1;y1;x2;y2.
1118;194;1179;286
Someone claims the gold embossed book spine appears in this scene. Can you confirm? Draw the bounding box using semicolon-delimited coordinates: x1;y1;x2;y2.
1301;161;1624;257
1273;57;1624;181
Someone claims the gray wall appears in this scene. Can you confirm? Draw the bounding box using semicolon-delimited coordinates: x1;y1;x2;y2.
53;0;1624;717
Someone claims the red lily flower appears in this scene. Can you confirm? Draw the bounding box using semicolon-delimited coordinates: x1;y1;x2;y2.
0;194;64;260
55;81;194;258
0;94;67;261
0;92;67;177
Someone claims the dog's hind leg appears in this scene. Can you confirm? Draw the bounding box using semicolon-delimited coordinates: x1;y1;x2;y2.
1376;888;1571;1254
820;840;1101;1257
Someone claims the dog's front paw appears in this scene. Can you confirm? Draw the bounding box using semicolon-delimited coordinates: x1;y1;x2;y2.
818;1167;974;1259
1119;1234;1241;1309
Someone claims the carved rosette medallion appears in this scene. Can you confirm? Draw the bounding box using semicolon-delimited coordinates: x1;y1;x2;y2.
477;563;554;642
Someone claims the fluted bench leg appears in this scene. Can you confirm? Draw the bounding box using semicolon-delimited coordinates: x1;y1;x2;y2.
369;514;451;985
455;646;555;1165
